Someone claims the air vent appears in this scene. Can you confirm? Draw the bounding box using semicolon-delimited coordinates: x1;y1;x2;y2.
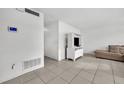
25;8;40;17
23;58;41;70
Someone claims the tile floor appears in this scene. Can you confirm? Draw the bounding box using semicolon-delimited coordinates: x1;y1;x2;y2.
2;56;124;84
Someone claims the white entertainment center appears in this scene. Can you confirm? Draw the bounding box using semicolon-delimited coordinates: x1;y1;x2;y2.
67;33;83;61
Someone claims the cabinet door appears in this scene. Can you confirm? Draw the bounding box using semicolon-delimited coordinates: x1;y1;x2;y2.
75;49;83;59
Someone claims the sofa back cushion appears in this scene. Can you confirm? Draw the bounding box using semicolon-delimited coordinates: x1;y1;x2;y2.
109;45;120;53
119;47;124;54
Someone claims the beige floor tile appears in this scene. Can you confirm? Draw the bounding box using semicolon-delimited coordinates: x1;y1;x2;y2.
68;67;81;75
3;77;22;84
25;77;44;84
114;72;124;84
99;58;113;63
34;67;50;75
80;56;100;63
55;62;72;70
114;76;124;84
3;71;37;84
60;70;78;83
50;67;65;75
48;77;68;84
36;71;57;83
71;62;87;70
112;62;124;73
44;62;53;66
83;63;98;74
98;63;112;74
93;71;114;84
78;70;94;82
45;64;57;71
18;71;37;83
71;75;91;84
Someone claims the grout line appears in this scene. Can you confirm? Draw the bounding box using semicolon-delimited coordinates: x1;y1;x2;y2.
46;61;82;84
35;57;116;84
23;76;37;84
91;62;100;84
65;58;100;84
33;72;46;84
36;57;73;84
33;67;57;84
59;77;70;84
42;60;74;84
16;71;39;84
111;63;115;84
46;71;67;84
46;67;73;84
68;68;84;84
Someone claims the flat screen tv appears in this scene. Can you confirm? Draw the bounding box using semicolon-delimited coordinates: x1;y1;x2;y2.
74;37;79;47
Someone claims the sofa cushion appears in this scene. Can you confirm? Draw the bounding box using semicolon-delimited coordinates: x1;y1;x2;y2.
119;47;124;54
109;45;120;53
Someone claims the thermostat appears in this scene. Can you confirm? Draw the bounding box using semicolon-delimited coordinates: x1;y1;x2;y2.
8;26;17;32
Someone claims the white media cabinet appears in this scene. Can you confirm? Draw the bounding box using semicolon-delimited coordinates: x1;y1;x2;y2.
66;33;83;61
67;47;83;61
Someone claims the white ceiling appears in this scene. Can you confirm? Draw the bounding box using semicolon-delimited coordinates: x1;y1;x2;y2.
35;8;124;30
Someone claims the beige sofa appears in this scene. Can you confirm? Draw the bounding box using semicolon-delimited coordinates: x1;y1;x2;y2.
95;45;124;62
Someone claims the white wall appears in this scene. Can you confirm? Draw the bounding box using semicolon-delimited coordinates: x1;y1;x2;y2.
44;21;58;60
82;19;124;54
0;8;44;83
58;21;80;61
45;20;80;61
38;8;124;55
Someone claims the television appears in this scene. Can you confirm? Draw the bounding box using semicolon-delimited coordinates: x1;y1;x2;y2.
74;37;79;47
